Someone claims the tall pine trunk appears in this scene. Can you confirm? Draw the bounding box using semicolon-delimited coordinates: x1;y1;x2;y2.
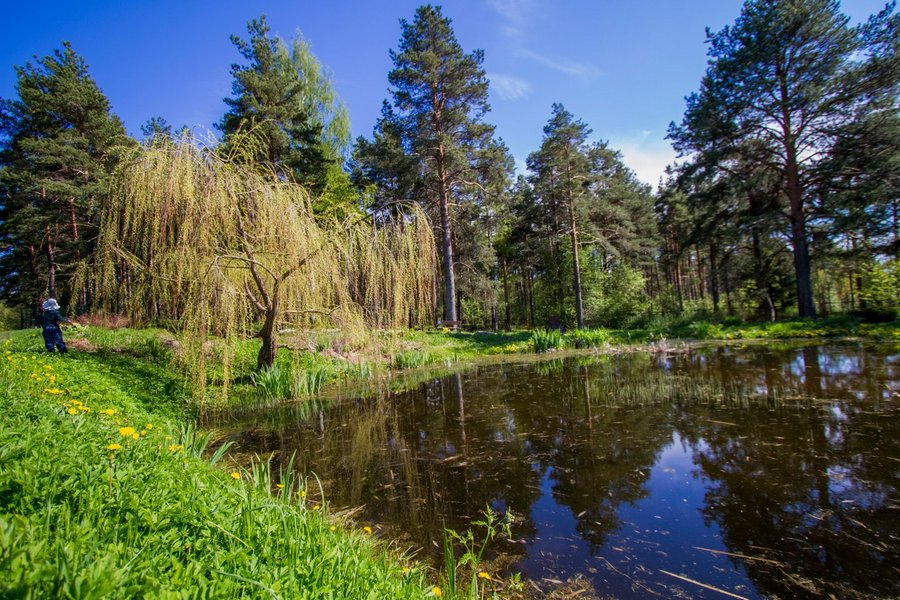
778;62;816;318
565;145;584;329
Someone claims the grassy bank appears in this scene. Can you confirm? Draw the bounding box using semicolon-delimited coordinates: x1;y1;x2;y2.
0;330;433;598
1;315;896;596
9;315;900;409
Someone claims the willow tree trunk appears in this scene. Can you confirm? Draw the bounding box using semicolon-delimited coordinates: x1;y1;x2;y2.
257;303;278;370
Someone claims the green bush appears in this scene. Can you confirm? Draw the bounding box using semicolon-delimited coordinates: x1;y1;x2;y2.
393;349;433;369
565;327;610;348
531;329;562;353
252;363;332;399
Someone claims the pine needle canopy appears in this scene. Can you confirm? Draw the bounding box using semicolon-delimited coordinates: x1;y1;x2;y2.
94;137;435;395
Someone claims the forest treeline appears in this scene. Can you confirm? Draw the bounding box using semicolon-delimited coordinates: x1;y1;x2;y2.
1;1;898;333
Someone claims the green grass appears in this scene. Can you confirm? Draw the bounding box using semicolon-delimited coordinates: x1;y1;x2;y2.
0;330;432;598
610;314;900;343
1;315;896;596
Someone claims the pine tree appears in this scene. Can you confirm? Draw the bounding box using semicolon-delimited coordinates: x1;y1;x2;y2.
0;42;131;311
528;104;592;328
669;0;897;317
527;105;657;328
386;5;495;323
218;15;354;214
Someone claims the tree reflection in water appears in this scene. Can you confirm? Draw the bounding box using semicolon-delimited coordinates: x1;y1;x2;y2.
217;342;899;598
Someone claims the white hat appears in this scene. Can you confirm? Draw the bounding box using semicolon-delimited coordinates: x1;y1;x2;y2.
42;298;60;311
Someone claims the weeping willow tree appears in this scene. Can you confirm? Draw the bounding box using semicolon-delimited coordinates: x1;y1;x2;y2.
93;136;435;399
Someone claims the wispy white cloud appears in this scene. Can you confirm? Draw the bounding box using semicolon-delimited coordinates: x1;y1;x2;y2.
488;1;599;81
612;135;676;191
489;73;532;100
488;0;535;39
517;48;599;79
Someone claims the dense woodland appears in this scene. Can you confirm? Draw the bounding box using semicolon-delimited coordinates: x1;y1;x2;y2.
1;1;898;334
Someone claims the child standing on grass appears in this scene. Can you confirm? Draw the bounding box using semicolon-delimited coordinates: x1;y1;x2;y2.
39;298;70;353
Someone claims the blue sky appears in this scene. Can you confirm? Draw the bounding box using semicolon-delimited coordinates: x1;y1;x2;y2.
0;0;889;187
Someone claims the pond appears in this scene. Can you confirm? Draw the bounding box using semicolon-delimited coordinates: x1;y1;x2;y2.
218;342;900;599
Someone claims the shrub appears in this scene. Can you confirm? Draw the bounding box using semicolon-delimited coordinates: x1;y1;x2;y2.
565;327;610;348
531;329;562;353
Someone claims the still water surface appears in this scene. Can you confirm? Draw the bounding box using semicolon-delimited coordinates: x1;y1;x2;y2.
221;342;900;598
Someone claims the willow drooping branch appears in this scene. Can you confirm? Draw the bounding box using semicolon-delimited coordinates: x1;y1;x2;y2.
93;136;436;402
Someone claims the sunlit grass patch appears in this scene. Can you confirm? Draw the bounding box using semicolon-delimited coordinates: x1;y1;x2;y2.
0;336;431;598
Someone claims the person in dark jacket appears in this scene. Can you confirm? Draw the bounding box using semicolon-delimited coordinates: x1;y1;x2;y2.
40;298;70;353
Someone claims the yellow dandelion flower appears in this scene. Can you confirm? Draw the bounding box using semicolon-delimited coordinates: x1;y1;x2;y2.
363;526;372;534
312;504;321;511
144;423;153;430
99;409;115;416
477;572;492;581
119;426;136;437
231;472;241;480
165;435;172;441
71;400;83;407
44;388;62;394
106;443;122;451
402;567;410;575
140;430;147;436
31;355;35;359
330;525;336;532
431;586;442;597
131;433;140;440
80;407;91;413
300;490;307;498
66;407;77;415
276;484;284;489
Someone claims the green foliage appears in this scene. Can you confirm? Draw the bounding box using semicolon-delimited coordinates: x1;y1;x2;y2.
531;328;562;353
585;264;650;328
218;16;345;201
440;506;511;600
859;260;900;321
565;327;610;349
393;349;434;370
668;0;898;318
0;302;19;330
0;334;430;598
251;364;332;401
0;42;132;308
94;137;435;399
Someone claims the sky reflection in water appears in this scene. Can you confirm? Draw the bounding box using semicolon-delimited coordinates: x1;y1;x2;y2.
222;342;900;599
